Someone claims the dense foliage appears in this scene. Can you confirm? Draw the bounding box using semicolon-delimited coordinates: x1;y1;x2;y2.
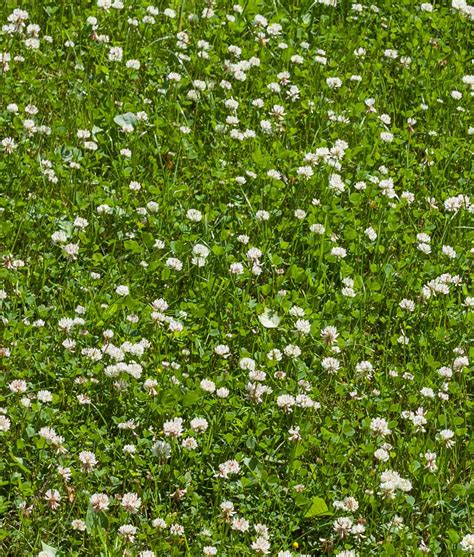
0;0;473;555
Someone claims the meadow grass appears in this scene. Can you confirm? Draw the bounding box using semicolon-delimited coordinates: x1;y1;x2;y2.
0;0;473;555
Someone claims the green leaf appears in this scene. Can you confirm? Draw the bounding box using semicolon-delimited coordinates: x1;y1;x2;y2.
41;542;58;556
56;145;82;161
380;543;397;556
182;390;200;407
258;308;281;329
304;497;331;517
342;423;355;437
85;507;95;533
246;436;256;449
114;112;138;128
124;240;142;253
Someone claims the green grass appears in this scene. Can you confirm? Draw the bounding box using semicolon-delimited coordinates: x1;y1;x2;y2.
0;0;472;555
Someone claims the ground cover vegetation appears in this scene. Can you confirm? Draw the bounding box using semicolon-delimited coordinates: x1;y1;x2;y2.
0;0;473;555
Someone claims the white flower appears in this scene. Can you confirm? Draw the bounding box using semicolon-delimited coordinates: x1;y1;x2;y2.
216;387;229;398
121;492;141;513
90;493;110;512
374;448;390;462
364;227;377;241
460;534;474;553
186;209;202;222
230;262;244;275
181;437;197;450
62;243;79;259
251;536;271;554
163;417;184;438
115;285;129;296
217;459;240;479
44;489;61;509
79;450;98;471
310;223;325;234
167;72;181;82
333;516;353;538
437;429;455;448
417;243;431;255
370;417;391;436
126;59;140;70
192;243;210;267
73;217;88;230
256;210;270;221
328;173;345;193
380;470;412;498
166;257;183;271
277;394;295;412
284;344;301;358
52;231;68;244
326;77;342;88
152;517;167;529
399;299;415;312
295;319;311;335
384;49;398;59
190;418;208;433
380;131;394;142
331;246;347;259
214;344;230;358
442;245;456;259
108;46;123;62
321;357;340;374
0;415;11;432
356;361;373;377
253;14;268;27
71;519;87;531
297;166;313;180
321;326;339;344
200;379;216;393
118;524;137;542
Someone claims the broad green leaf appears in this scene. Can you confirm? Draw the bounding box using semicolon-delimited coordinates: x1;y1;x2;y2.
258;308;281;329
41;542;57;556
114;112;138;128
304;497;331;518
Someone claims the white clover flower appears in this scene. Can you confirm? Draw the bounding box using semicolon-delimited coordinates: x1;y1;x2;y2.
384;49;398;59
115;285;129;296
442;245;456;259
460;534;474;553
380;131;394;142
370;417;391;436
321;357;340;374
326;77;342;88
166;258;183;271
229;262;244;275
256;210;270;221
0;415;11;432
310;223;325;234
108;46;123;62
295;319;311;335
200;379;216;393
374;448;390;462
331;246;347;259
364;227;377;241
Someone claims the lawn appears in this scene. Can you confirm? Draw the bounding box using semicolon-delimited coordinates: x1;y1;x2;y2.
0;0;473;555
